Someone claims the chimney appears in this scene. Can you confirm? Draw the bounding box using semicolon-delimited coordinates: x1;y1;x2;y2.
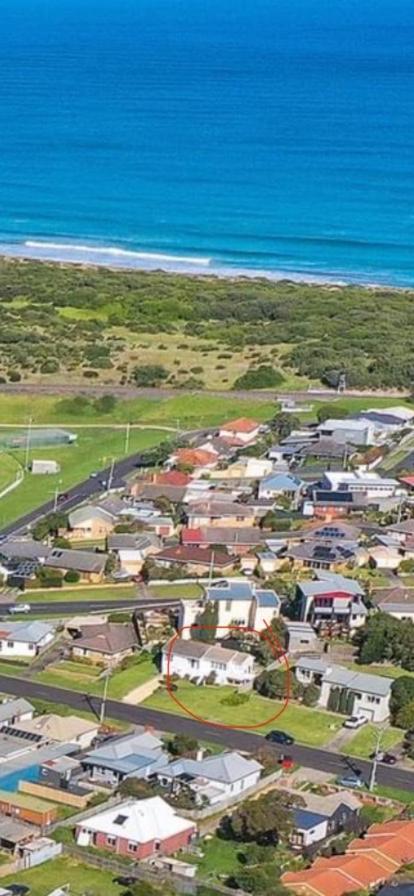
196;748;204;762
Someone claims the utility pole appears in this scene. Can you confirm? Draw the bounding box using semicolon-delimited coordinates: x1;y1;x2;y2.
24;416;33;472
369;724;388;792
397;493;404;525
106;457;115;494
100;669;111;726
124;422;131;455
208;550;215;587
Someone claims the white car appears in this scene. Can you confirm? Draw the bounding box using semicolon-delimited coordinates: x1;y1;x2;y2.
343;715;368;729
8;603;31;615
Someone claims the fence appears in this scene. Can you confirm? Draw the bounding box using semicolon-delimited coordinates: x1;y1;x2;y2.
178;768;283;821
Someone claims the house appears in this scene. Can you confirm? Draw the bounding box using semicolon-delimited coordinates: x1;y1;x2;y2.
290;521;362;546
12;714;99;749
107;532;161;575
70;622;139;667
296;572;367;632
186;501;258;529
295;657;393;722
82;730;166;785
30;459;60;475
206;579;280;629
373;586;414;620
0;621;55;658
153;470;192;486
258;472;303;504
378;885;414;896
368;545;402;570
0;698;34;729
75;796;196;858
181;526;264;555
317;417;376;446
321;471;402;499
162;638;255;686
68;505;117;541
156;751;263;805
290;789;361;849
286;541;364;572
152;545;235;575
44;548;108;583
219;418;261;445
214;458;273;480
0;789;57;827
387;519;414;545
308;488;367;521
170;448;218;474
283;818;414;896
130;482;187;504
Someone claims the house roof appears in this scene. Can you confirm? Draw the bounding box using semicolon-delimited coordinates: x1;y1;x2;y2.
298;522;362;542
0;698;34;723
289;542;358;564
187;501;256;518
0;620;54;644
174;448;217;467
154;470;192;486
255;589;280;608
68;505;116;527
298;574;364;598
77;797;194;843
206;580;254;601
389;519;414;535
164;637;252;668
153;546;233;568
73;623;138;655
46;548;107;573
296;658;393;697
108;533;160;552
260;473;302;491
157;751;262;784
14;713;98;742
84;731;164;774
220;418;259;434
0;539;48;561
318;418;371;433
132;483;186;503
182;527;264;546
294;808;328;831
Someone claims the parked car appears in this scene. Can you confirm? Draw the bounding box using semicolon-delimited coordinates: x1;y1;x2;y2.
8;604;31;615
343;715;368;729
6;886;31;896
369;751;398;765
265;729;295;746
336;774;364;789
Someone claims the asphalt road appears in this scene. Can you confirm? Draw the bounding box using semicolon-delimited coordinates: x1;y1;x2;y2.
0;672;411;791
0;383;408;401
0;598;181;616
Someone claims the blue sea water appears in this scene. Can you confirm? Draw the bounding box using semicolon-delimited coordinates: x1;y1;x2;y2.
1;0;414;284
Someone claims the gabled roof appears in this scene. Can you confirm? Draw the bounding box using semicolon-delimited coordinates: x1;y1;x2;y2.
296;657;393;697
74;623;138;655
174;448;217;467
77;797;194;843
0;620;54;644
298;573;364;598
69;505;116;527
157;751;262;784
153;545;233;568
220;418;259;434
46;548;107;573
154;470;192;486
0;698;34;723
260;472;302;490
294;808;328;830
164;637;252;668
182;526;264;546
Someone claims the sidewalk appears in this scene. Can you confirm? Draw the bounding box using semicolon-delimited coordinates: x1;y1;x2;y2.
122;674;162;705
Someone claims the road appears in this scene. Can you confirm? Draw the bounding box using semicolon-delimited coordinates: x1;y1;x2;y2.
0;383;408;401
0;598;181;616
0;672;411;791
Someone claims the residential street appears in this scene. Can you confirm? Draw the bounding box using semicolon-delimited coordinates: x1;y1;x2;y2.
0;672;412;792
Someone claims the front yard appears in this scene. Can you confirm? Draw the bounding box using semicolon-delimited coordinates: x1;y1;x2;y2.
343;723;404;759
35;653;158;700
144;680;342;745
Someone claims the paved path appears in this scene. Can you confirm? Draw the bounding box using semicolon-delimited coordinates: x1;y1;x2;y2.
0;672;413;792
0;383;408;401
122;674;162;705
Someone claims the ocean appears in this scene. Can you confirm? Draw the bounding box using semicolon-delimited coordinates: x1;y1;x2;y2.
1;0;414;285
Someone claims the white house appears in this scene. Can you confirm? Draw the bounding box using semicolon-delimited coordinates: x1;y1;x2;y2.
162;638;255;686
295;657;393;722
219;418;261;445
156;751;263;805
0;621;55;658
316;418;376;446
258;472;303;503
321;471;401;499
178;580;280;638
291;808;329;848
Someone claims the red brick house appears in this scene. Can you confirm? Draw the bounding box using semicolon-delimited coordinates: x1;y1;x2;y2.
75;797;196;858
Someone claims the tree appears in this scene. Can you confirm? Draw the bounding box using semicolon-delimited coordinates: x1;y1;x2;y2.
396;699;414;730
233;365;284;390
254;668;303;701
191;601;218;642
269;413;300;441
118;777;155;799
169;734;199;756
327;686;341;713
32;511;69;541
254;617;287;665
64;569;80;583
316;404;349;424
52;536;72;549
221;790;294;845
302;683;320;707
391;677;414;719
94;393;117;414
132;364;169;386
230;864;290;895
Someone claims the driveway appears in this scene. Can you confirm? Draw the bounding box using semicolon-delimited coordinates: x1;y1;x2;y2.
122;674;162;705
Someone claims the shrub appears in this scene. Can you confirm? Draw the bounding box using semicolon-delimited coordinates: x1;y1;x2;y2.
7;370;21;382
220;690;250;706
132;364;169;386
40;359;59;374
64;570;81;583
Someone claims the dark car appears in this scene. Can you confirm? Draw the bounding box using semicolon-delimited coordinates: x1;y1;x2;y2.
369;751;398;765
6;886;31;896
113;877;136;887
265;729;295;746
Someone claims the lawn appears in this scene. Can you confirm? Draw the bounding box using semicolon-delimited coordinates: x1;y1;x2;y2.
150;582;204;600
343;724;403;759
1;856;126;896
344;662;414;680
300;396;413;423
144;681;342;745
19;584;139;604
180;834;245;879
0;452;21;493
35;653;158;699
0;426;165;527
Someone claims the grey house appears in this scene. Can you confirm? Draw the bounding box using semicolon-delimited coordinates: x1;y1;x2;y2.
82;730;166;785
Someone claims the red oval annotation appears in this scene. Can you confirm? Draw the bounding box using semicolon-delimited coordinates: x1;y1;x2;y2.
165;622;291;731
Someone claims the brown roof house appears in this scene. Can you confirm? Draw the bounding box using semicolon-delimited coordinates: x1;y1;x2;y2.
71;622;139;667
44;548;108;583
152;545;235;575
68;505;118;541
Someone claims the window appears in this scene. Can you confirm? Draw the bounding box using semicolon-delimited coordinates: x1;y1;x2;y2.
190;659;199;669
225;600;231;612
7;641;14;649
128;842;137;852
107;836;116;846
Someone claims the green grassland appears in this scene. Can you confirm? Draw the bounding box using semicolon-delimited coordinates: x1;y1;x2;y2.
1;856;126;896
18;584;139;604
35;653;158;699
144;680;342;745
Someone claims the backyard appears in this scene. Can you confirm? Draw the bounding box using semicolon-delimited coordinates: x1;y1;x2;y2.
144;680;342;745
1;856;126;896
